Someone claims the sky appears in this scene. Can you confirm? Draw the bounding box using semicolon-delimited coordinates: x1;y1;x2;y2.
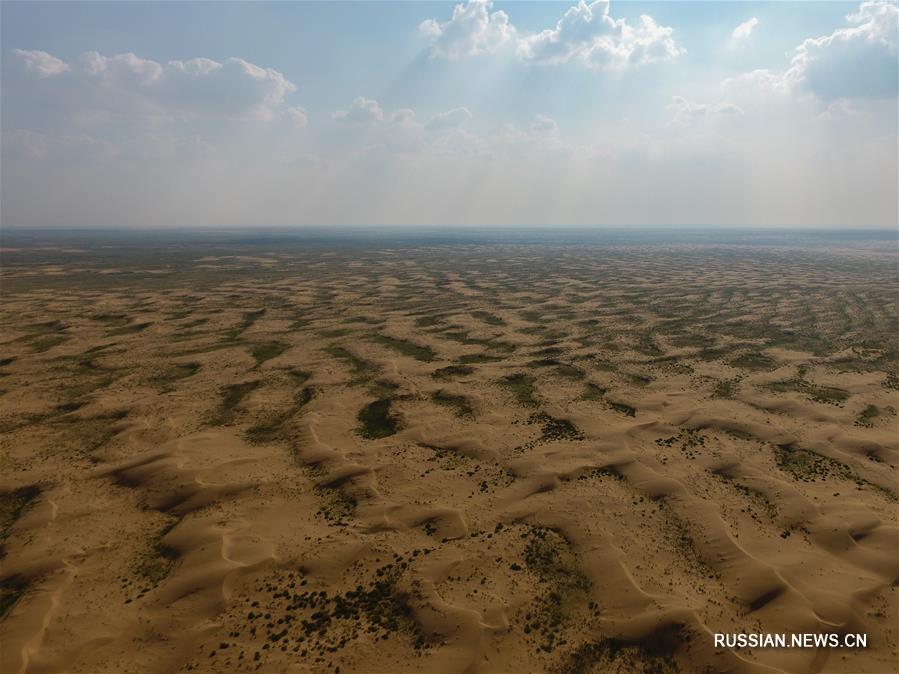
1;0;897;229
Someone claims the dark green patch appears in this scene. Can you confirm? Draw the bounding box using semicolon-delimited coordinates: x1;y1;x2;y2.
555;364;586;380
563;626;681;674
414;314;442;328
515;526;591;656
530;412;585;441
670;333;714;349
108;321;152;336
528;358;560;368
134;517;180;586
713;378;740;399
581;382;607;401
432;364;475;379
370;335;435;362
250;341;289;367
499;373;538;407
763;377;850;405
211;381;261;425
90;313;130;327
523;527;589;591
625;373;652;386
775;445;856;483
357;398;399;439
855;404;881;427
52;410;128;456
431;390;475;418
609;401;636;417
245;386;316;443
238;564;429;666
520;310;545;323
224;308;266;341
0;575;29;620
458;353;503;364
326;345;379;384
729;351;777;371
0;485;41;557
439;330;515;354
471;310;505;326
30;334;69;352
320;328;352;338
146;362;201;389
315;487;357;526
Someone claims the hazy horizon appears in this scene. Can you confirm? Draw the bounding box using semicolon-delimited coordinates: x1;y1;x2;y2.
2;1;898;229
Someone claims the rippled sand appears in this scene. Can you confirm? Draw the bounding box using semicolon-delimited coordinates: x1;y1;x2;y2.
1;239;897;674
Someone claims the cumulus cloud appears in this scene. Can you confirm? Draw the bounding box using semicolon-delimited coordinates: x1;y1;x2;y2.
330;102;568;161
128;132;212;160
419;0;515;59
332;96;384;124
519;2;684;69
585;13;684;69
490;116;571;160
731;18;758;46
9;49;296;120
283;106;309;128
425;107;473;131
516;0;617;65
11;49;70;77
3;127;216;163
331;99;484;155
787;1;898;100
530;114;559;136
420;0;684;69
667;96;743;126
818;99;860;120
2;129;118;161
724;1;897;101
382;109;426;152
722;68;791;96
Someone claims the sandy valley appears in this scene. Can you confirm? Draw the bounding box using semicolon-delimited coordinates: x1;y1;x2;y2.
1;233;897;674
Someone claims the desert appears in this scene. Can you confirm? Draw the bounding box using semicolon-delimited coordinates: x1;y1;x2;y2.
1;230;896;674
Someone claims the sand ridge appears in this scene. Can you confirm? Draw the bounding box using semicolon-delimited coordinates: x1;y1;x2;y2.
0;241;897;673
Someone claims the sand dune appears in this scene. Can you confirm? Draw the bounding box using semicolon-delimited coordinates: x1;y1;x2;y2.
1;241;897;673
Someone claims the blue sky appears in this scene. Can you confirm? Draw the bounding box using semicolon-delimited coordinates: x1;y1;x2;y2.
2;1;896;228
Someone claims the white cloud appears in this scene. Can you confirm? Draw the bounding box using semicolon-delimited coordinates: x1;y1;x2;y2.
787;1;897;100
731;18;758;46
667;96;743;126
530;114;559;136
818;99;859;120
389;109;417;125
284;106;308;128
425;107;473;131
3;128;216;163
584;14;684;69
10;49;297;121
516;0;685;69
420;0;683;69
331;100;483;155
329;103;568;161
487;116;573;161
722;68;791;96
332;96;384;124
714;102;744;115
516;0;618;66
724;1;897;101
11;49;70;77
419;0;515;59
383;109;426;153
127;132;212;161
2;129;118;161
